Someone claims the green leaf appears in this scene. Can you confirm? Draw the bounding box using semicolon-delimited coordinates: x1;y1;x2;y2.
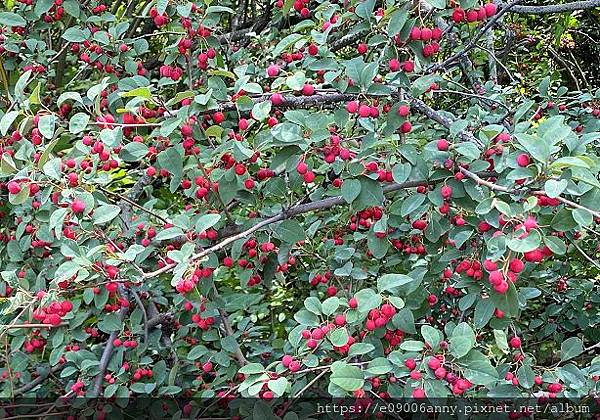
98;313;122;333
251;100;271;121
341;179;361;204
544;179;568;199
507;229;541;253
357;177;384;209
69;112;90;134
493;330;509;353
206;6;235;14
321;297;339;316
156;0;168;14
157;147;183;193
560;337;583;361
366;357;392;375
267;377;288;397
155;227;184;241
517;365;535;389
400;340;424;351
424;0;446;8
387;9;408;35
62;27;88;42
0;111;20;136
392;308;416;334
55;261;80;281
120;86;152;100
329;363;364;392
543;236;566;255
377;274;413;293
239;363;265;375
38;115;56;139
515;133;550;163
304;296;322;315
329;327;349;347
463;359;498;385
421;325;443;350
120;142;148;162
449;322;476;358
93;205;121;225
401;194;426;217
0;12;26;26
195;214;221;233
473;298;496;328
348;343;374;358
275;220;305;244
273;33;304;56
187;345;208;360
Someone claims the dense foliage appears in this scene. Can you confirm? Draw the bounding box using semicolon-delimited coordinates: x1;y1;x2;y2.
0;0;599;418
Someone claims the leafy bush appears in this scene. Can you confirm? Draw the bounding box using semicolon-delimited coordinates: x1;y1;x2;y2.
0;0;599;417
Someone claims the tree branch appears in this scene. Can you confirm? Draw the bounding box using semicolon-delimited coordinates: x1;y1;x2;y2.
90;287;129;398
459;168;600;219
142;173;497;279
13;365;63;396
499;0;600;14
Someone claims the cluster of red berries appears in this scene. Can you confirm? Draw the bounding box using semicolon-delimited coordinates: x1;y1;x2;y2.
112;337;139;349
320;133;354;167
536;193;561;207
383;329;405;351
190;312;215;330
159;64;184;81
131;367;154;382
349;206;384;231
70;380;85;396
309;271;332;286
455;258;484;280
409;26;442;57
23;333;46;353
150;7;169;27
197;48;216;69
296;160;316;184
452;3;497;23
345;100;380;119
32;300;73;326
301;323;338;349
364;304;397;331
391;237;427;255
281;355;302;372
290;0;310;18
388;58;415;73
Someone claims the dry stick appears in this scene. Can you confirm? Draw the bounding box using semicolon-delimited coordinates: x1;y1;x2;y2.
547;45;581;91
292;369;328;398
428;0;524;73
13;364;63;396
459;168;600;219
99;185;169;225
2;323;67;329
142;174;496;279
569;240;600;270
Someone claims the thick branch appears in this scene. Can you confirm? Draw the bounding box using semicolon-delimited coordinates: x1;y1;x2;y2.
90;288;129;398
501;0;600;14
330;28;370;52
